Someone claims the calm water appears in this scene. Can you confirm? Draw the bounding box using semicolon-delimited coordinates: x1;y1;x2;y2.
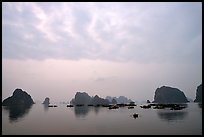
2;103;202;135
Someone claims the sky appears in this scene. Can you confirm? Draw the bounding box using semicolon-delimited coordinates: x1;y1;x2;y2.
2;2;202;103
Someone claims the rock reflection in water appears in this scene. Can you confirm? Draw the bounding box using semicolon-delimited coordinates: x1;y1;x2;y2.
73;106;101;118
93;106;100;114
157;110;188;122
3;104;33;122
198;103;202;109
43;104;49;111
74;106;90;118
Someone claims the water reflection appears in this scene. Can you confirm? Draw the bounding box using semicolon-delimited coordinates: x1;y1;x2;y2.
3;104;33;122
198;103;202;109
93;106;100;115
73;106;102;118
74;106;90;118
157;110;188;122
197;103;202;115
43;104;49;111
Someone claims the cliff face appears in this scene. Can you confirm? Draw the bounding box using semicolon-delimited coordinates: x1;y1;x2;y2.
194;84;202;103
2;89;34;106
74;92;92;105
153;86;188;103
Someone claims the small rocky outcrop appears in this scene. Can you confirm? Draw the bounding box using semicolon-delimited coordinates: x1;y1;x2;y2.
153;86;188;103
194;84;202;103
42;97;50;105
147;100;151;103
2;88;34;106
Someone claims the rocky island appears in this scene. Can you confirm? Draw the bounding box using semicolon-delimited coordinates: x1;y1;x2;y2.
42;97;50;105
2;88;34;121
153;86;189;103
70;92;109;106
194;84;202;103
2;88;34;106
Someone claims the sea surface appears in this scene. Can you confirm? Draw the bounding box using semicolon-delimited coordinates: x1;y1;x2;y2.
2;103;202;135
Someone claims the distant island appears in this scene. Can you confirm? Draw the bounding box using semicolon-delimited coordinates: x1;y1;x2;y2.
2;88;34;121
152;86;189;103
2;84;202;107
70;92;109;106
42;97;50;105
105;96;133;104
2;88;34;106
194;84;202;103
69;92;134;106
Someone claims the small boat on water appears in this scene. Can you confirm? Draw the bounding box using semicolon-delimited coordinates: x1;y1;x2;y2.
48;104;58;107
128;106;134;109
67;105;74;107
108;105;119;109
133;113;139;118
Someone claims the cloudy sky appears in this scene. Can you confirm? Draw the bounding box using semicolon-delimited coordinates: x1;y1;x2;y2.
2;2;202;103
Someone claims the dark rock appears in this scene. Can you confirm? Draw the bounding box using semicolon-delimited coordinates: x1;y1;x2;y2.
42;97;50;105
70;98;75;105
153;86;189;103
74;92;92;105
147;100;151;103
2;89;34;106
105;96;112;102
111;98;117;104
91;95;109;106
70;92;110;106
105;96;133;104
194;84;202;103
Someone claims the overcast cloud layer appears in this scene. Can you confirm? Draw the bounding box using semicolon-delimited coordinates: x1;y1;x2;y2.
3;2;202;63
2;2;202;102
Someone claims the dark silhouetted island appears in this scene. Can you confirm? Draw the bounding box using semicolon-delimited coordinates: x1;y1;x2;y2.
194;84;202;103
106;96;133;104
70;92;92;105
153;86;189;103
90;95;109;106
70;92;110;106
111;98;117;104
2;88;34;121
2;88;34;106
42;97;50;105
